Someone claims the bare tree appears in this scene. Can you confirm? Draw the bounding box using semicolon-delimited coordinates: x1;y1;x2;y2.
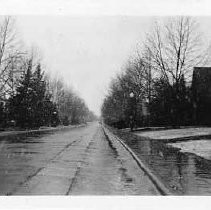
102;17;211;127
144;17;210;86
0;16;24;101
46;73;94;124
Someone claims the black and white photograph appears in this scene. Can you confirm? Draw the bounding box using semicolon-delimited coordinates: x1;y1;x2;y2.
0;0;211;209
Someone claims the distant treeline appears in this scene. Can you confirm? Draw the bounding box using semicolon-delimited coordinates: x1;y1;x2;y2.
101;17;210;129
0;17;97;129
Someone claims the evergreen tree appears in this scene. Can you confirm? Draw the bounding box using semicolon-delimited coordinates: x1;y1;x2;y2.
149;75;193;126
32;64;47;127
8;60;59;128
8;59;34;128
0;102;5;128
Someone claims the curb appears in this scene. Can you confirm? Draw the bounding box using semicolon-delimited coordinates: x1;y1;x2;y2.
102;125;172;196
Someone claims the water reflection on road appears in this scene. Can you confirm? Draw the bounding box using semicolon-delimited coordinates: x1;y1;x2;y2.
0;124;160;195
1;126;211;195
0;131;55;195
122;136;211;195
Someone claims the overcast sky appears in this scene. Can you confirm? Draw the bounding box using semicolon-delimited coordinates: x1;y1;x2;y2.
14;15;211;115
0;0;206;115
15;16;155;115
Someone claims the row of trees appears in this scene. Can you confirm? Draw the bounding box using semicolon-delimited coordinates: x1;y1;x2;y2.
102;17;210;128
5;59;59;128
0;16;96;129
46;75;96;125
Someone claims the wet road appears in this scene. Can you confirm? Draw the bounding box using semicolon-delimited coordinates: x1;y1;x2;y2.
113;129;211;195
0;122;159;195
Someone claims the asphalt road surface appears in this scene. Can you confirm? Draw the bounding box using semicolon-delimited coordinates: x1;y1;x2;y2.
0;122;159;195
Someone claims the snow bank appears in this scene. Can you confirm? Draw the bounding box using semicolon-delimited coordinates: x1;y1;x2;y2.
135;127;211;140
168;140;211;160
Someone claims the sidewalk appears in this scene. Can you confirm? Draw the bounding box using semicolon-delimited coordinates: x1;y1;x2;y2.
102;125;171;195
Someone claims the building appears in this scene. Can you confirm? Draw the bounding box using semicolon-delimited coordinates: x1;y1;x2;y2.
192;67;211;125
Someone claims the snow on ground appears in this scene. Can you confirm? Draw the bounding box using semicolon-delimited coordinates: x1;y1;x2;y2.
168;140;211;161
134;127;211;140
134;127;211;160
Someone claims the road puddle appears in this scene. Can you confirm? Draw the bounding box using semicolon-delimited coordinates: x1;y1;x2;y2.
121;136;211;195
